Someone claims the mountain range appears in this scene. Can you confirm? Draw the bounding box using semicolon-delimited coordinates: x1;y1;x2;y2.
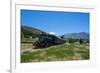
21;25;89;40
61;32;89;40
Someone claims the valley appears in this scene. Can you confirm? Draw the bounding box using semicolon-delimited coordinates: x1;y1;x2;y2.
21;25;89;63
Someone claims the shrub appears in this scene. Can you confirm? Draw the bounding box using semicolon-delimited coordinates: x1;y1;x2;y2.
79;39;83;44
68;38;76;43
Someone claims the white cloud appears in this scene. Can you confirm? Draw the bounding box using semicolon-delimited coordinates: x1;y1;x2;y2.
49;32;57;35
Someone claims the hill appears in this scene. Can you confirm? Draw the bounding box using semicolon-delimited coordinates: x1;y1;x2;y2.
21;25;47;38
21;25;66;48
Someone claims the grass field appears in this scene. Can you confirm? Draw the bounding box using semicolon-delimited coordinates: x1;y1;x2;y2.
21;42;89;63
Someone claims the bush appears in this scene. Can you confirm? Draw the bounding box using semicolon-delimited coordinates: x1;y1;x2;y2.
68;38;76;43
79;39;83;44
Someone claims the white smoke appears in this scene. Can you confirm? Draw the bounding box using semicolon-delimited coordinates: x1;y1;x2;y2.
49;32;57;35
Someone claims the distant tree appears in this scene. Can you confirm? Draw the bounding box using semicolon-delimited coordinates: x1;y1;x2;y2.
79;39;83;44
68;38;75;43
60;35;64;39
86;39;89;43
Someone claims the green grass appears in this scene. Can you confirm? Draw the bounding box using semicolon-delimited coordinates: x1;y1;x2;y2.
21;43;89;63
21;37;37;43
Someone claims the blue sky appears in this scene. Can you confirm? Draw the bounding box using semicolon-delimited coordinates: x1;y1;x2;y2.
21;9;89;35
